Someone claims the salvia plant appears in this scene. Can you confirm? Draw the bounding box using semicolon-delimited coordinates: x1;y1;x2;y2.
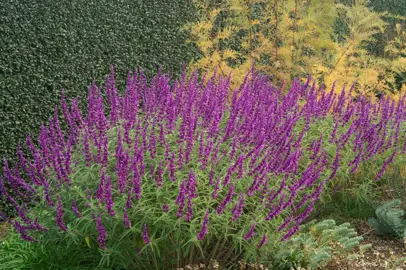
1;66;406;268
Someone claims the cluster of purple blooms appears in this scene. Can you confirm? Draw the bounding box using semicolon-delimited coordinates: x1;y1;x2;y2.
1;66;406;251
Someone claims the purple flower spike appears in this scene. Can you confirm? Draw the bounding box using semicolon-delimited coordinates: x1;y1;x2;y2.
216;184;235;215
169;151;176;181
197;210;209;240
96;171;106;200
175;180;187;217
56;196;67;232
244;223;256;241
13;221;37;242
125;190;132;209
282;225;299;242
257;233;267;248
186;170;197;198
162;204;170;212
156;160;163;187
184;197;193;222
72;199;82;218
142;224;150;244
123;208;131;229
230;193;245;222
375;149;398;180
96;213;107;249
212;177;221;199
104;176;115;216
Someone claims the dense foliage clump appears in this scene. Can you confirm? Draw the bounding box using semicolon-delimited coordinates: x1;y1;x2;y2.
0;67;405;268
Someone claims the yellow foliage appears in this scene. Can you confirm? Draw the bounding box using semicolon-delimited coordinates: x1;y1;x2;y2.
209;8;221;20
190;22;213;36
195;57;212;70
186;0;403;98
222;49;237;59
198;39;214;54
391;58;406;74
211;51;222;65
391;84;406;102
357;68;380;95
217;27;234;40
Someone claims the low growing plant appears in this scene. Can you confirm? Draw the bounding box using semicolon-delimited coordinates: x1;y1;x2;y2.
262;219;371;270
368;199;406;238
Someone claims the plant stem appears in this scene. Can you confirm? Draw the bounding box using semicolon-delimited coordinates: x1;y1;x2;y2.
189;245;195;266
328;41;354;76
152;246;159;270
290;0;299;81
274;0;279;58
207;237;222;262
248;0;254;64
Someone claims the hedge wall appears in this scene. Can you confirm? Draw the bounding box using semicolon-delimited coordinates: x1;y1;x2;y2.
0;0;198;164
368;0;406;16
367;0;406;56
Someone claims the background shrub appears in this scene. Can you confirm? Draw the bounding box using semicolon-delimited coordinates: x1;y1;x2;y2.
0;0;198;166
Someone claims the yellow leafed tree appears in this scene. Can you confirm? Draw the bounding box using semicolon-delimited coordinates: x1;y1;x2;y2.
186;0;340;91
186;0;405;98
323;0;389;96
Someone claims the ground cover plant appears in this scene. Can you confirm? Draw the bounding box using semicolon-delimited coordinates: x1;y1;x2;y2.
368;199;406;238
1;67;406;269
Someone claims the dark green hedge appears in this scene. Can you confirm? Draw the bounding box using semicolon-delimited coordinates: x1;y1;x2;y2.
338;0;406;15
368;0;406;16
0;0;198;165
366;0;406;57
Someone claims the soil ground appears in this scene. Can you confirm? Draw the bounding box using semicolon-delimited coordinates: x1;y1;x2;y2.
325;220;406;270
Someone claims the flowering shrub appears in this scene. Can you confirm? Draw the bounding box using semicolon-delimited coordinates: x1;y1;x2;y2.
1;67;405;268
